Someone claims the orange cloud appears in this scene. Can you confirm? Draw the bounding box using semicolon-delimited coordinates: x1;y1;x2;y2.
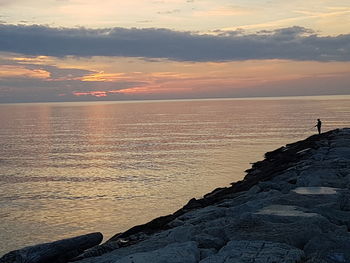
111;86;161;94
73;91;107;97
70;58;350;99
0;65;50;79
72;84;192;97
81;72;128;82
4;54;348;100
11;56;53;65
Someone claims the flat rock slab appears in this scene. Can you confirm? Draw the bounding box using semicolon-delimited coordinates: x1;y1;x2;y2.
255;205;319;217
293;187;339;195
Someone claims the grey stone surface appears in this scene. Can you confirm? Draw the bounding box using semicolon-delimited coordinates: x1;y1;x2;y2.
85;242;200;263
199;240;304;263
304;233;350;262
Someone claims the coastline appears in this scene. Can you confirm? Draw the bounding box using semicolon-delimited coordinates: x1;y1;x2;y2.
2;128;350;263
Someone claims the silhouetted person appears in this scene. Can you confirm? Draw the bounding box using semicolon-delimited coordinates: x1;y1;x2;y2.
315;119;322;134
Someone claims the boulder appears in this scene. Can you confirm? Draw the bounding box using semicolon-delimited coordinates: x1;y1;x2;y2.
0;232;103;263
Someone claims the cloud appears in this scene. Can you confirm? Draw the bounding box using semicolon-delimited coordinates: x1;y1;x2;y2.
0;74;148;102
295;8;350;19
0;0;13;6
193;6;253;17
0;57;148;102
36;65;95;80
157;9;181;15
0;24;349;62
0;57;96;80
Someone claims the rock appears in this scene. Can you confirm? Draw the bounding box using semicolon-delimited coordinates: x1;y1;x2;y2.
224;211;341;249
71;241;120;261
292;187;339;195
0;232;103;263
199;240;304;263
304;233;350;262
199;248;216;260
256;204;319;217
338;192;350;211
77;242;200;263
328;147;350;159
193;234;225;250
113;241;199;263
176;206;227;225
167;218;185;228
74;226;200;263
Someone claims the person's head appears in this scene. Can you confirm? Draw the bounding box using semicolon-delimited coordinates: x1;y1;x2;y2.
317;119;320;121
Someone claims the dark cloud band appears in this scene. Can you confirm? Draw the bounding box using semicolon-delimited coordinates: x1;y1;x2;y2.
0;24;349;61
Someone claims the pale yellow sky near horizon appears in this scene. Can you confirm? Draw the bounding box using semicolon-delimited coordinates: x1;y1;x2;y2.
1;0;350;35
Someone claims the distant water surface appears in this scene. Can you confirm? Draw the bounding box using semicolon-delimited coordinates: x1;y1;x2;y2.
1;95;350;254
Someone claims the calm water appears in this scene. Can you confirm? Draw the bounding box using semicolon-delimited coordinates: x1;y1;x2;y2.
1;96;350;254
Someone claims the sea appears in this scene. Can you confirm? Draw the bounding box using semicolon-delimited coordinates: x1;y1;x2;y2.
0;95;350;254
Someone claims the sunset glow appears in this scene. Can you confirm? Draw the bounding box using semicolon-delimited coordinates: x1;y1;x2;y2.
0;0;349;102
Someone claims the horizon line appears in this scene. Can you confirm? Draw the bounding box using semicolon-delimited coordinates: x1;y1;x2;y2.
1;94;350;106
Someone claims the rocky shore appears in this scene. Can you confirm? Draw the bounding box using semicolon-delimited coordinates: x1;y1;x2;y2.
1;128;350;263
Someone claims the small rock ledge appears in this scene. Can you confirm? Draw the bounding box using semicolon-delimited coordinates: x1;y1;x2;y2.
1;128;350;263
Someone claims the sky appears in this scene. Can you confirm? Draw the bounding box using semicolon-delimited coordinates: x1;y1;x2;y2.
0;0;350;102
